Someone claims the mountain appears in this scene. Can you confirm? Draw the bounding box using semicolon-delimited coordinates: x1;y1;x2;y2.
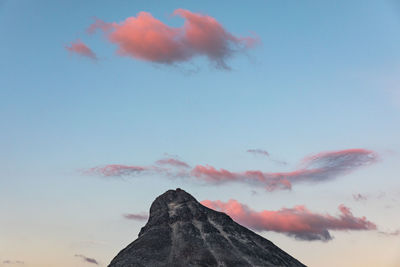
109;188;306;267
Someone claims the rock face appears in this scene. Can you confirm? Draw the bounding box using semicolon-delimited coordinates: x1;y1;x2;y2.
109;188;306;267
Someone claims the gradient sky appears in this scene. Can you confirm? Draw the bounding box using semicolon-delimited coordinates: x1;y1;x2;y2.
1;0;400;266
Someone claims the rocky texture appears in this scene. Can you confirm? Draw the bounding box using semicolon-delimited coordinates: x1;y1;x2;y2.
109;188;306;267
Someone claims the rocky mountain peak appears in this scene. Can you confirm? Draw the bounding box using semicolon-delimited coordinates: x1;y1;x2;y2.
147;188;197;218
109;188;306;267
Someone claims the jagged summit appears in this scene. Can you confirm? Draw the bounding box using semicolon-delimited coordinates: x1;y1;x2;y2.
109;188;306;267
148;188;197;215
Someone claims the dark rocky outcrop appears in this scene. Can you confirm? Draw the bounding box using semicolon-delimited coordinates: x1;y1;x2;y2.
109;188;306;267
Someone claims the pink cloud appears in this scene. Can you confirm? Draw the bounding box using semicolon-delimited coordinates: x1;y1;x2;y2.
190;165;292;191
201;199;377;241
192;149;377;191
84;149;378;192
123;213;148;221
87;9;259;69
65;40;97;60
155;158;190;168
84;162;188;178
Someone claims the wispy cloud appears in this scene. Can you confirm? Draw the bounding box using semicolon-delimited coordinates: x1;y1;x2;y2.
75;254;99;265
353;193;368;201
247;148;287;165
84;164;149;177
123;213;148;221
201;199;377;241
352;191;399;203
247;149;270;157
378;229;400;236
87;9;259;69
192;149;378;191
65;40;97;60
155;158;190;168
84;149;378;192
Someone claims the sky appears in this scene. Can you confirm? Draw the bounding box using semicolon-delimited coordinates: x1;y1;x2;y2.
1;0;400;266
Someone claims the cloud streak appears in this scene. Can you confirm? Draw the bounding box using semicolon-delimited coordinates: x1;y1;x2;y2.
84;164;149;177
247;148;287;165
379;229;400;236
247;149;270;157
201;199;377;241
75;254;99;265
353;193;368;201
123;213;149;221
87;9;258;69
84;149;378;192
65;40;97;60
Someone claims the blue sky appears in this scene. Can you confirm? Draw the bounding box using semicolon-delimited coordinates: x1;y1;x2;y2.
1;1;400;266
